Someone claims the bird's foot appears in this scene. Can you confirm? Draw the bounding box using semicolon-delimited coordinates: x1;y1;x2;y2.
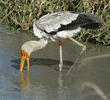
68;70;71;73
67;70;72;76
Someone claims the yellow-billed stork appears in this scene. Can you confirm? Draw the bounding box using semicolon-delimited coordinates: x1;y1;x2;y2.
19;11;104;72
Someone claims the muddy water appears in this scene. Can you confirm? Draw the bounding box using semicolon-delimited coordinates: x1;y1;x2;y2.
0;22;110;100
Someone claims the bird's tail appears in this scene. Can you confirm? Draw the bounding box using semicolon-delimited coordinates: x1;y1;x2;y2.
78;13;104;29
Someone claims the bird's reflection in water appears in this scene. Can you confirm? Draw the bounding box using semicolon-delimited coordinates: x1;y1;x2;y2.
58;72;63;88
19;69;64;89
20;71;29;88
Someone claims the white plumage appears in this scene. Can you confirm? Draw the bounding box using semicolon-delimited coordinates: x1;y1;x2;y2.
33;11;79;39
33;11;103;40
20;11;104;72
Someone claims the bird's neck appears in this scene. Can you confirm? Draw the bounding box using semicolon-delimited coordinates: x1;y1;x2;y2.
21;38;48;56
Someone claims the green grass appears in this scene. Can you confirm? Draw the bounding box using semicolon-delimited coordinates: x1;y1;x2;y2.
0;0;110;45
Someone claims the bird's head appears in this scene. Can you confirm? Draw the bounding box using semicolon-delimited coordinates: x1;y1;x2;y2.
19;39;48;72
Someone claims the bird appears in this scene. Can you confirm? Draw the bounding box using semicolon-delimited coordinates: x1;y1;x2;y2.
19;11;104;72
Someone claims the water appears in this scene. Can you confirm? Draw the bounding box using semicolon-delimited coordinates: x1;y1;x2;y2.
0;22;110;100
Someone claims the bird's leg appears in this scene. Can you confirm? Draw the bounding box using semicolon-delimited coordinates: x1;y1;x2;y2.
59;41;63;71
66;35;86;72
